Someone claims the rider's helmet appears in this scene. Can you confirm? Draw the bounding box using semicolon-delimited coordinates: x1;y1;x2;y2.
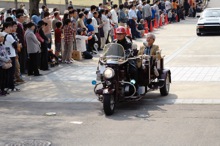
116;26;126;34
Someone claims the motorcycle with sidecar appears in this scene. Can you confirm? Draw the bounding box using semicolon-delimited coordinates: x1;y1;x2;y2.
92;43;171;116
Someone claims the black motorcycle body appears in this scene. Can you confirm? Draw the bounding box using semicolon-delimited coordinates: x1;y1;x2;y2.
93;43;171;115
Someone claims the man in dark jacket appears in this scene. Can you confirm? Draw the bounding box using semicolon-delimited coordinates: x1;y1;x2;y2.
16;13;27;74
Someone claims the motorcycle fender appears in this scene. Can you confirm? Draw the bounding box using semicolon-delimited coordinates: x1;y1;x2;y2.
103;88;115;95
160;69;171;83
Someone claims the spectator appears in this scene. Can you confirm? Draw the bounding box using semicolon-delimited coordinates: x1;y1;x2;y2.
128;4;138;40
2;22;20;92
136;5;142;23
41;5;47;19
87;18;95;52
63;19;74;64
16;13;27;74
99;3;104;10
76;28;93;59
88;5;97;19
110;4;118;27
165;0;172;13
69;1;73;7
96;11;104;49
55;22;63;57
91;11;101;50
153;0;160;27
137;19;145;37
124;0;129;9
83;10;89;27
184;0;190;16
142;0;152;32
11;21;24;83
38;20;49;70
118;4;128;26
20;3;29;18
42;11;52;50
101;9;110;45
31;13;41;25
76;12;87;30
0;32;11;95
24;22;41;76
52;11;62;31
11;9;17;21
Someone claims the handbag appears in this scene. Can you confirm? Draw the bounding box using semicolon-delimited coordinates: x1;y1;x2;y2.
35;30;44;43
2;62;12;69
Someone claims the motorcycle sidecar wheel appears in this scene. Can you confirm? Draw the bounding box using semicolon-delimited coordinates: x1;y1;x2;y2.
103;94;115;116
160;73;170;96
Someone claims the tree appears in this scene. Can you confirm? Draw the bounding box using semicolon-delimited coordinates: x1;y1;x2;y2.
118;0;122;4
43;0;47;5
14;0;18;9
29;0;41;16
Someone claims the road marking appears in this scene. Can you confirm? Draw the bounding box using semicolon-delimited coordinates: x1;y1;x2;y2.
164;37;198;64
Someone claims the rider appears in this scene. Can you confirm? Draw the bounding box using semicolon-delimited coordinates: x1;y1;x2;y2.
114;26;139;90
137;33;160;77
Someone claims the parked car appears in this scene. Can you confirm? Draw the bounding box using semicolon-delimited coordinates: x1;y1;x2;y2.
196;8;220;36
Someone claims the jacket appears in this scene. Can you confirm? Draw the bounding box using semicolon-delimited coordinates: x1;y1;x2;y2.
142;4;152;18
137;44;159;68
24;29;41;54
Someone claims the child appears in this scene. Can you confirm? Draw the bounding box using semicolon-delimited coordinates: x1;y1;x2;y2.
168;10;172;23
54;21;62;57
137;19;145;38
63;19;74;64
76;28;93;59
160;11;165;25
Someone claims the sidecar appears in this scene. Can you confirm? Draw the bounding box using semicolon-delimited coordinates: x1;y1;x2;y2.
139;52;171;96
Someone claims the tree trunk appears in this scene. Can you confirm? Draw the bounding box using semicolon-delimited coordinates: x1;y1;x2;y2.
15;0;18;9
29;0;40;16
103;0;107;4
65;0;68;8
43;0;47;5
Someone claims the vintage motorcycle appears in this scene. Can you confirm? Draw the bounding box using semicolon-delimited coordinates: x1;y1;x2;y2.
92;43;171;116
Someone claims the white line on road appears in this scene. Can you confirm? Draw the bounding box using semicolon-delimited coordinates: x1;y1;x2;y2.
164;37;198;64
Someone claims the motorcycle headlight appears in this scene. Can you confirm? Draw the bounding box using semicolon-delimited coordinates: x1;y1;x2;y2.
103;68;115;79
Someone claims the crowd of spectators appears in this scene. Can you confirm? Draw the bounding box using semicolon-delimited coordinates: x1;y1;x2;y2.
0;0;202;96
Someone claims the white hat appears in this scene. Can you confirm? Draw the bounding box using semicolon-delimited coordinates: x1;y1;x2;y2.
0;32;5;37
129;0;134;2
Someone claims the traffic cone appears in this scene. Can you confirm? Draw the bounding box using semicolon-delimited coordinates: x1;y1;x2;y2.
159;16;163;27
144;21;149;33
150;20;154;32
114;28;116;39
154;18;158;28
126;27;131;37
165;14;169;25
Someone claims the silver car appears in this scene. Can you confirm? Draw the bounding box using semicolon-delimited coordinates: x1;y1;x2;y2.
196;8;220;36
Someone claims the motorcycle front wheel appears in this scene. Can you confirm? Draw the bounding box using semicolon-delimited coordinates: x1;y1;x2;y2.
103;94;115;116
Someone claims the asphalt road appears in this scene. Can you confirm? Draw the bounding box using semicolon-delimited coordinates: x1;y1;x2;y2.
1;0;220;145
